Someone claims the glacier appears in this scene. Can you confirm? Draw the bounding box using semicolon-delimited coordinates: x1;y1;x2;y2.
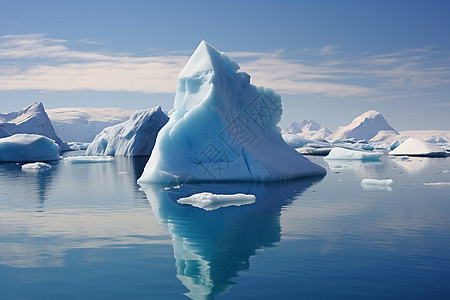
47;107;134;142
138;41;325;183
0;134;60;162
284;119;332;140
86;107;168;156
0;102;70;151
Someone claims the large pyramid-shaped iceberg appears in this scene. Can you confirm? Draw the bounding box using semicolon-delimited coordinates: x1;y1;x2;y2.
138;41;325;183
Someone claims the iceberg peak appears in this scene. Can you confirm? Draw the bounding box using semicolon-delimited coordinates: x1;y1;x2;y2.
178;40;240;79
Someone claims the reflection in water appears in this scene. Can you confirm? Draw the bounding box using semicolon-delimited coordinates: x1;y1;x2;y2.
325;159;386;176
391;156;432;174
140;177;323;299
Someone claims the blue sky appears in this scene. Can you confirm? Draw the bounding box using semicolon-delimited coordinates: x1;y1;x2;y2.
1;0;449;130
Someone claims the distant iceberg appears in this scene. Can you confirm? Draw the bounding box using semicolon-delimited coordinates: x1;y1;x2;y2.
389;137;446;157
0;134;60;162
86;107;168;157
138;41;325;183
0;102;69;151
324;147;383;161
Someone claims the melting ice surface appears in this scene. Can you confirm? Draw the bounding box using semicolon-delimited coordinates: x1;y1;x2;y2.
1;152;450;299
138;41;325;183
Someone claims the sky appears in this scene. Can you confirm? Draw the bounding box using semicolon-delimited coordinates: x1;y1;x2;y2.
0;0;449;131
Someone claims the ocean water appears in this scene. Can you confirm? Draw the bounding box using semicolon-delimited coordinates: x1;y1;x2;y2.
0;152;449;299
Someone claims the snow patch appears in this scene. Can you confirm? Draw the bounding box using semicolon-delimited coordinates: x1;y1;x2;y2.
177;192;256;211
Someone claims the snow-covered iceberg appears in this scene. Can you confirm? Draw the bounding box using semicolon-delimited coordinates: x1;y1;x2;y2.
177;192;256;211
138;41;325;183
47;107;135;142
0;102;70;151
332;110;398;141
86;107;168;156
389;137;446;157
324;147;383;161
0;134;60;162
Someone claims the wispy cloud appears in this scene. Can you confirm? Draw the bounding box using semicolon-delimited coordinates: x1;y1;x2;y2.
0;34;449;99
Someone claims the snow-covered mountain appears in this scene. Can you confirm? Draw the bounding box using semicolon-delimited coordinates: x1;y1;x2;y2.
86;106;168;156
285;119;333;140
47;107;135;142
0;102;70;151
331;110;398;141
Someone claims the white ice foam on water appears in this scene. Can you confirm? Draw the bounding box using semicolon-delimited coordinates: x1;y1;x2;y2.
138;41;325;183
64;156;114;164
21;162;52;170
177;192;256;211
423;182;450;187
324;147;383;161
0;134;61;163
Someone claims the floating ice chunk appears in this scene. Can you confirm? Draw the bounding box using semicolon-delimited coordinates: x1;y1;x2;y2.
86;106;168;156
389;137;446;157
443;170;450;174
68;142;90;150
0;134;60;162
324;147;383;161
361;179;393;186
296;146;332;156
138;41;325;183
64;156;114;163
21;162;52;170
177;192;256;211
423;182;450;187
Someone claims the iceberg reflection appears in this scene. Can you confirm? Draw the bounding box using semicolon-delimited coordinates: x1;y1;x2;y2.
140;177;323;299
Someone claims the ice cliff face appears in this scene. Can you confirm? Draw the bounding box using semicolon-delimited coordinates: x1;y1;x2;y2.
86;106;168;156
285;119;332;140
138;41;325;183
0;102;69;151
332;110;398;141
47;107;134;142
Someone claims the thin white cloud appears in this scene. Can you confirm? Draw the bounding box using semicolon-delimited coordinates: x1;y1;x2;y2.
0;34;449;99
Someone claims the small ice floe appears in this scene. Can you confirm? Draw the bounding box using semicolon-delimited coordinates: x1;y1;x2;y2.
324;147;383;161
177;192;256;211
64;156;114;164
443;170;450;174
423;182;450;187
21;162;52;171
361;178;393;191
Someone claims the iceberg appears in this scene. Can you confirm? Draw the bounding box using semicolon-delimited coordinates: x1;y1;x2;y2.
324;147;383;161
138;41;325;183
361;178;393;191
332;110;398;141
47;107;135;142
0;102;70;151
86;107;168;157
423;182;450;187
389;137;446;157
0;134;60;162
64;156;114;163
22;162;52;170
177;192;256;211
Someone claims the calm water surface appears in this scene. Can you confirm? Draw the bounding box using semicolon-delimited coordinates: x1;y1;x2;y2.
0;151;449;299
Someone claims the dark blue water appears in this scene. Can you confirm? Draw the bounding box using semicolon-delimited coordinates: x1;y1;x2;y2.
0;152;449;299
